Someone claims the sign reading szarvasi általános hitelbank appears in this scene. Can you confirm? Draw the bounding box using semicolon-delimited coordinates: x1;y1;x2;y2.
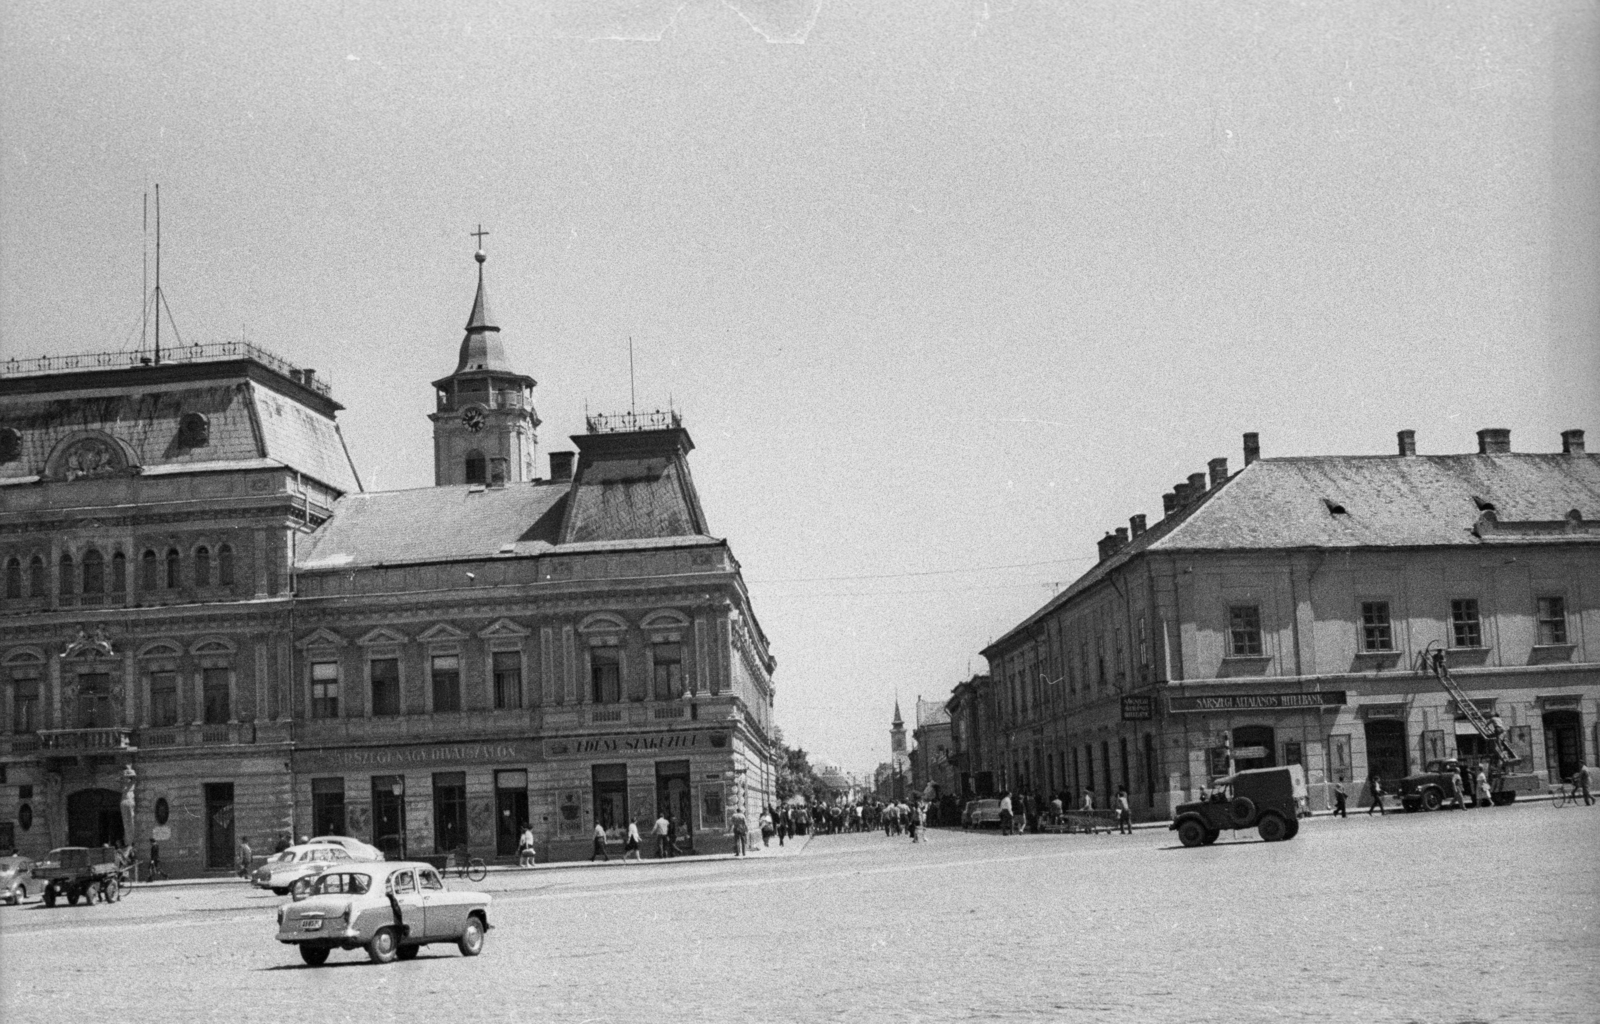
1166;691;1347;714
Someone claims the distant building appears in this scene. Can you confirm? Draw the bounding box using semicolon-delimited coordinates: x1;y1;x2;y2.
979;428;1598;819
909;696;954;802
945;674;996;799
0;248;777;870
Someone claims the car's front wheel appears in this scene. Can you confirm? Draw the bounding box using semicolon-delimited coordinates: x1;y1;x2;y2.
367;926;400;964
1421;789;1443;812
458;915;485;956
299;944;331;967
1257;813;1288;842
8;884;24;904
1176;819;1207;848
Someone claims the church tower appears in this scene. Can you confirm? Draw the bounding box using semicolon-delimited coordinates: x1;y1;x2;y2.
429;241;540;486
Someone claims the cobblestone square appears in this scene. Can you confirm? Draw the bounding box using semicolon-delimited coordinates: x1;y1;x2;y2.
3;802;1595;1024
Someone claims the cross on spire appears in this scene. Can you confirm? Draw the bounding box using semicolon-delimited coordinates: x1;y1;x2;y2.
470;223;489;250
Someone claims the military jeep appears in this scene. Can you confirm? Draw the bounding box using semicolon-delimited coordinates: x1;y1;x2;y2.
1171;764;1306;847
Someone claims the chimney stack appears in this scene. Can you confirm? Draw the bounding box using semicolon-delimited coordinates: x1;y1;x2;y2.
1208;457;1229;488
549;451;575;482
1161;492;1177;518
301;368;316;389
1097;532;1118;561
1562;429;1586;455
1173;482;1191;507
1476;428;1511;455
1243;432;1261;466
1129;514;1147;537
1114;526;1128;547
1187;472;1207;498
1397;430;1416;457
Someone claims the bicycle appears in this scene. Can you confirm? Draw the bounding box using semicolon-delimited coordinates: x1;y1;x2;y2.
446;849;487;882
1551;783;1577;808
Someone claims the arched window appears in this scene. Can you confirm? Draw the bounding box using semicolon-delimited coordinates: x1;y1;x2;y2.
111;551;126;595
218;544;234;586
81;549;105;599
165;549;180;589
59;552;74;598
195;546;211;587
29;556;46;597
142;550;159;591
464;451;486;485
4;558;20;600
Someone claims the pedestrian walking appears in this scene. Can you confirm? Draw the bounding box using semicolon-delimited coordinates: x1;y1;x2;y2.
759;809;774;848
731;807;749;857
237;836;253;878
1474;767;1492;808
1448;770;1466;810
589;822;610;862
148;839;164;881
1367;777;1386;816
1577;766;1594;806
518;825;537;867
907;803;920;843
1333;783;1347;818
1115;787;1132;835
623;821;643;863
998;792;1014;835
1079;790;1094;812
653;812;672;859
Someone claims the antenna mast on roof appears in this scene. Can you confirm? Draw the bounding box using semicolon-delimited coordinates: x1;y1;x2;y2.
154;184;162;365
629;336;637;419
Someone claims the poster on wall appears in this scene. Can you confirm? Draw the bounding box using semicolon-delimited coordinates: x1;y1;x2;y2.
556;790;585;838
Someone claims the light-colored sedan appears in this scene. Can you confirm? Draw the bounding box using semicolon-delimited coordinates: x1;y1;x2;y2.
1;855;35;904
307;835;385;861
252;844;354;896
275;862;491;966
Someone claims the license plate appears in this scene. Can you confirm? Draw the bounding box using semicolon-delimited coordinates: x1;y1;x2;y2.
300;919;323;931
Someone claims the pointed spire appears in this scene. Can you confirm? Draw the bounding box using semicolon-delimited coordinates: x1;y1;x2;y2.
453;246;513;374
892;698;904;726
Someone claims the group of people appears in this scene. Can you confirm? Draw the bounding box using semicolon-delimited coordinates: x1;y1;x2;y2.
589;812;692;863
989;786;1136;835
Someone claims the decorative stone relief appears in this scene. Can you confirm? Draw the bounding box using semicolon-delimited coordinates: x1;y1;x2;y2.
62;437;124;480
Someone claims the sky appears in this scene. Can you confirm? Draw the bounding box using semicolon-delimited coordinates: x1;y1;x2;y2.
3;1;1597;778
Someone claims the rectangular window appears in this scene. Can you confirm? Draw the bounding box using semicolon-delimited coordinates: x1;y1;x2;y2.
202;667;230;724
1450;599;1482;648
76;672;111;728
1228;605;1263;657
432;771;468;854
1283;740;1303;766
12;673;40;734
652;643;683;701
1536;597;1568;646
150;671;178;727
370;658;401;717
492;651;522;710
590;647;621;705
431;655;461;713
311;777;346;836
1360;601;1393;652
311;661;339;719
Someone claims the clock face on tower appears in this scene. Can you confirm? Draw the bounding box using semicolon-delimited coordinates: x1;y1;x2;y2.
461;405;486;433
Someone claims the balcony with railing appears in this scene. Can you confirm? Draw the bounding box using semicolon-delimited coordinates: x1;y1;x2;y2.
1;340;333;399
35;727;135;752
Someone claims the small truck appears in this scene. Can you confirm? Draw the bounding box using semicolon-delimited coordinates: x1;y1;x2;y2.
1171;764;1307;847
32;846;129;907
1399;757;1540;811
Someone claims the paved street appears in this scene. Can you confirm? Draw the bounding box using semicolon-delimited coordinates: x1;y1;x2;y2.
3;803;1596;1024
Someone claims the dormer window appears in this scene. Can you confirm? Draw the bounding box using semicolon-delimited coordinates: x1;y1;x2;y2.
1323;498;1347;515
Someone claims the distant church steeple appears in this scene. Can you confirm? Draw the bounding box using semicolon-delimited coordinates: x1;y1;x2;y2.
429;231;541;487
891;698;906;755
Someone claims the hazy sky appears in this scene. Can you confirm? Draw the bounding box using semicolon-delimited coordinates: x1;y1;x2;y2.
3;1;1597;776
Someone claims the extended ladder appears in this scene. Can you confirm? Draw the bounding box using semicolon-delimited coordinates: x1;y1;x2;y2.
1417;645;1519;767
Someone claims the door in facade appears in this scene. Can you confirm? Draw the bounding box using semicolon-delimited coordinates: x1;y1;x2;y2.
1231;726;1276;771
311;778;346;836
655;760;692;832
204;782;235;871
371;775;406;859
495;770;529;857
67;788;124;848
432;772;468;855
1363;720;1408;782
1543;711;1584;782
75;673;113;728
592;764;628;837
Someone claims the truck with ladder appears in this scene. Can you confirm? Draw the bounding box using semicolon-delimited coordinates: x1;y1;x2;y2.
1398;644;1541;810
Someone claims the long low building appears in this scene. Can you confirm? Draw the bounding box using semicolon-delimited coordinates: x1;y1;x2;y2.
0;250;776;873
979;428;1597;818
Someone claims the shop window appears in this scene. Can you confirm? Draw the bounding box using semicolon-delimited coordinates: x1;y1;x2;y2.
1364;720;1408;782
431;655;461;713
29;556;46;598
590;647;621;705
492;651;522;710
311;662;339;719
1283;740;1303;766
218;544;235;586
433;772;468;854
592;764;629;836
1536;597;1568;646
1450;599;1481;648
141;551;159;592
202;667;230;724
370;658;401;717
652;643;683;701
312;777;346;837
1228;605;1263;656
195;546;211;587
1360;601;1393;651
4;558;21;600
150;671;178;727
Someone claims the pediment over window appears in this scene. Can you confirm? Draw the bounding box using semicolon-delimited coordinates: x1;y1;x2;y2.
2;646;47;665
356;626;409;647
296;628;346;649
189;636;237;656
641;609;690;630
416;622;469;644
137;641;184;659
577;612;628;634
477;618;531;639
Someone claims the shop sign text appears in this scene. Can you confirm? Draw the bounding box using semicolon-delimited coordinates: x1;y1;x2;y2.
545;732;728;759
297;742;528;771
1167;691;1346;714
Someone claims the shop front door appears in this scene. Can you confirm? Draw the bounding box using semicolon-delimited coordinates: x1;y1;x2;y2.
204;782;234;871
67;788;124;848
495;770;529;857
1543;711;1584;783
371;776;406;859
1364;720;1408;783
592;764;628;838
655;760;692;842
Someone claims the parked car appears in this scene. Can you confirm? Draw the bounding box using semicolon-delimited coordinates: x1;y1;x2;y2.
253;844;354;896
1;855;35;905
962;799;1004;829
307;836;385;861
275;862;491;966
1170;765;1307;847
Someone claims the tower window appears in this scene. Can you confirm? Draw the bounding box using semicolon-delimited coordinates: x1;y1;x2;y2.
165;549;181;589
464;451;486;485
195;546;211;587
218;544;235;586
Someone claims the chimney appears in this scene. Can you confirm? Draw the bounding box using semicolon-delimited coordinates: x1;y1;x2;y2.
1476;428;1511;455
1173;482;1191;507
301;368;316;389
1114;526;1128;547
1562;429;1586;455
1187;472;1207;498
1129;514;1147;537
1208;457;1229;488
1397;430;1416;457
1161;493;1177;518
549;451;575;482
1243;432;1261;466
1097;532;1118;561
